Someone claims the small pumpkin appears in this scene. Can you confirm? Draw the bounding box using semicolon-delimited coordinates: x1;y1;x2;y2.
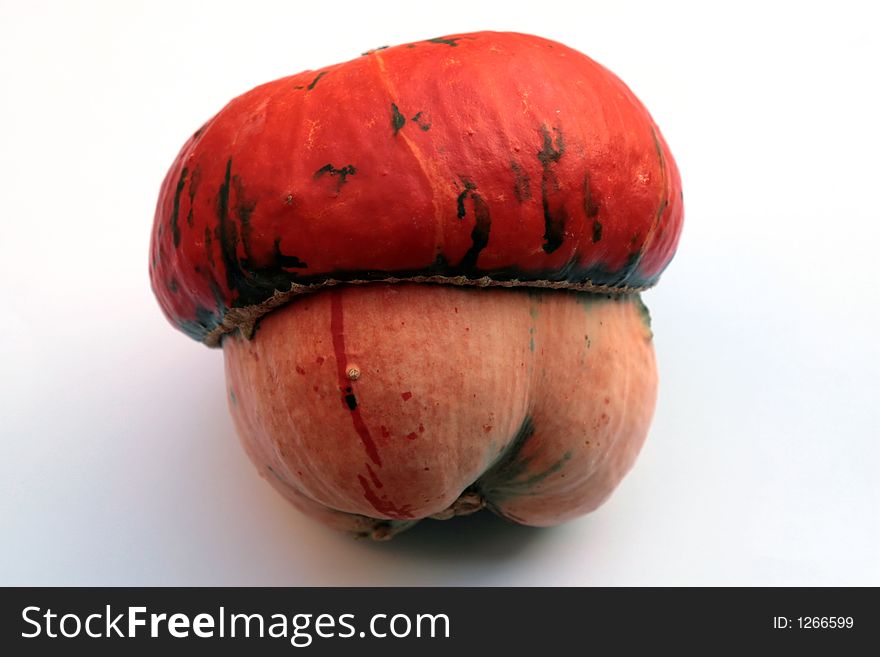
150;31;683;538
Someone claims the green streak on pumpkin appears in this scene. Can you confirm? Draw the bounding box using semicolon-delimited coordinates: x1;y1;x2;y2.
575;291;605;311
229;387;237;405
617;127;669;285
456;180;475;219
455;180;492;270
528;295;539;352
583;171;600;221
537;124;567;254
186;166;201;227
511;160;532;202
650;125;667;181
410;111;431;131
633;294;653;338
479;419;575;501
307;71;327;90
500;452;573;497
479;416;535;486
427;37;460;47
177;304;222;341
170;166;189;248
314;163;357;189
391;103;406;135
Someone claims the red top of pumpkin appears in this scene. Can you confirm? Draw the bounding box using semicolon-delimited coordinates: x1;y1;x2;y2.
149;31;683;345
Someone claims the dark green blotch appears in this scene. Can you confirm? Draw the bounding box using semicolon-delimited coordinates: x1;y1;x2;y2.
537;125;566;254
583;170;600;228
612;126;669;285
650;126;667;174
391;103;406;135
618;250;643;285
345;393;358;410
456;180;491;270
477;417;536;494
307;71;327;90
177;304;222;341
511;160;531;202
427;37;461;47
633;294;653;338
216;159;310;307
314;163;357;189
273;238;307;269
476;416;575;500
232;174;257;266
456;180;476;219
411;111;431;131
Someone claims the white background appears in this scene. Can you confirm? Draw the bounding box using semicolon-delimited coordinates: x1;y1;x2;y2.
2;0;878;585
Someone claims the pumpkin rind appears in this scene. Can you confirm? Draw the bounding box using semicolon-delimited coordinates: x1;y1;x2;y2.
149;31;683;345
223;285;656;533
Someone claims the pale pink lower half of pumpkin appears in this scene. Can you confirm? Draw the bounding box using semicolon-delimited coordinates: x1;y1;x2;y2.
222;284;657;539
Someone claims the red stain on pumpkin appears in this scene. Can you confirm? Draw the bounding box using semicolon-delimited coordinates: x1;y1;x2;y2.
315;356;325;365
405;432;418;440
380;425;391;439
401;391;412;401
365;463;383;489
419;423;425;433
357;475;413;519
483;424;493;433
330;292;381;466
295;365;306;375
313;385;319;392
604;396;610;405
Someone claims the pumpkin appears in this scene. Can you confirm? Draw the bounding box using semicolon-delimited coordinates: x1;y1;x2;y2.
149;31;683;538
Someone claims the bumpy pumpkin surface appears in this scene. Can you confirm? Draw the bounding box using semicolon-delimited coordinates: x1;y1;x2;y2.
149;31;683;537
224;285;656;537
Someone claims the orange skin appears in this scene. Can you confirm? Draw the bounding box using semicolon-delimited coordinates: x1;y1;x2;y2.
224;284;656;537
149;32;682;346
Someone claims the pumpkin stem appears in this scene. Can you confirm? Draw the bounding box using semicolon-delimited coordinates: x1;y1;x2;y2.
428;491;486;521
